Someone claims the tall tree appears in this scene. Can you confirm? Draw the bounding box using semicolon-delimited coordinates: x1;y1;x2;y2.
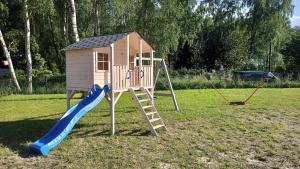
68;0;79;42
24;0;32;93
0;29;21;91
244;0;293;71
93;0;100;36
282;27;300;79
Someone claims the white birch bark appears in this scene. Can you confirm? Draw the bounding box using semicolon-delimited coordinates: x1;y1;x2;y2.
0;29;21;91
68;0;79;42
24;0;32;93
93;0;100;36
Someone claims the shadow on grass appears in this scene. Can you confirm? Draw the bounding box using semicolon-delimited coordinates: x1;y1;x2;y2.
92;129;151;137
24;112;64;120
0;114;150;158
0;118;57;158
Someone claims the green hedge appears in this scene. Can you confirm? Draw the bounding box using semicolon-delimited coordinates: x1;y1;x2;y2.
1;73;300;96
0;75;66;96
156;77;300;90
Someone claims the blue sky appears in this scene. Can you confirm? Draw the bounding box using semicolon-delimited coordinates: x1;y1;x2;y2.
291;0;300;27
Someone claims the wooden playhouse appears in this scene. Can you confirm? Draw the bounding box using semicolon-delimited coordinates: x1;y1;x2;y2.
63;32;178;136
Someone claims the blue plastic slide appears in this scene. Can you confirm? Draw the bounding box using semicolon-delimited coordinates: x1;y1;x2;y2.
29;84;109;155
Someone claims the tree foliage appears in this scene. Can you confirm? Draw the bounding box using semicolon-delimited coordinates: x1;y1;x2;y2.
281;27;300;72
0;0;297;78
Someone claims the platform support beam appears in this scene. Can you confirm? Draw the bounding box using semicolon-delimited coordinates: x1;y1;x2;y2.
110;43;115;136
66;90;76;110
139;38;143;87
161;59;179;111
150;49;154;102
153;59;179;111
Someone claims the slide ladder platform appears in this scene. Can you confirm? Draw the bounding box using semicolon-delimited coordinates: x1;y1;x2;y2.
130;87;167;136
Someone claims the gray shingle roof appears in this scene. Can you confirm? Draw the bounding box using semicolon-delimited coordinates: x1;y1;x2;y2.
62;32;131;51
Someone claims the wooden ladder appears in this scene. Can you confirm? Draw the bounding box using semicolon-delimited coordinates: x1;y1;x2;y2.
130;87;167;136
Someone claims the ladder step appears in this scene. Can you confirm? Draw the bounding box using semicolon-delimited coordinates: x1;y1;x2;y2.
135;93;147;96
153;124;164;130
146;111;157;116
139;99;150;103
149;118;161;123
142;105;153;109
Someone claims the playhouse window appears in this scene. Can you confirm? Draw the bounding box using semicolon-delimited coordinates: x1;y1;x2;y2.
97;53;109;70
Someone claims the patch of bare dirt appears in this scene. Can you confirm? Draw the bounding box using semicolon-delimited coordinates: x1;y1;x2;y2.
0;154;59;169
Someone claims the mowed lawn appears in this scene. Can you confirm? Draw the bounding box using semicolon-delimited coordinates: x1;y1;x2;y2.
0;88;299;168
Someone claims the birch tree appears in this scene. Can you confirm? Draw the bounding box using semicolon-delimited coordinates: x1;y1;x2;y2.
0;29;21;91
93;0;100;36
68;0;79;42
24;0;32;93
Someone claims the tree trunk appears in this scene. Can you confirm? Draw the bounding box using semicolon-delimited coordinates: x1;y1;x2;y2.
268;41;272;72
0;29;22;91
68;0;79;42
64;2;69;45
93;0;100;36
24;0;32;93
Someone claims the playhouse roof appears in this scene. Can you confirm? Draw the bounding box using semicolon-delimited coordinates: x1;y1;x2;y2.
62;32;130;51
62;32;154;51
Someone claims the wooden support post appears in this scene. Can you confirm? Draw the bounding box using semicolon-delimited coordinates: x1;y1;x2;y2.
110;43;115;136
150;50;154;101
114;92;123;105
162;59;179;111
139;38;143;87
126;35;130;66
66;90;75;110
154;67;161;90
126;35;130;88
111;92;115;135
105;93;112;106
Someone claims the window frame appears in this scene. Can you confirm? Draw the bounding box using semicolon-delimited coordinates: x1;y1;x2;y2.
96;52;109;72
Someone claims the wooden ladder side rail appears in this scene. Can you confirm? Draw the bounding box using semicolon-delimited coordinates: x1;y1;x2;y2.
129;88;159;136
142;87;167;131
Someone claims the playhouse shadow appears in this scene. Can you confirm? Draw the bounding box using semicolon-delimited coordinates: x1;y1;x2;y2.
0;115;151;156
0;118;58;156
24;112;64;120
71;121;151;137
90;129;151;137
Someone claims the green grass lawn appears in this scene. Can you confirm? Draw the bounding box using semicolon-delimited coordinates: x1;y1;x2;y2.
0;88;299;168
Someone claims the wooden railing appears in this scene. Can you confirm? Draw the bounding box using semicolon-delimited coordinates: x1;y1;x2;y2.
141;66;153;87
112;65;153;90
130;67;140;87
112;65;129;90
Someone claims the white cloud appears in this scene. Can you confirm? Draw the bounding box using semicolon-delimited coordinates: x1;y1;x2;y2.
291;16;300;19
290;16;300;27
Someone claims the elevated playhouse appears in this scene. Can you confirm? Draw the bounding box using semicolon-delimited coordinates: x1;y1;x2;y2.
29;32;178;155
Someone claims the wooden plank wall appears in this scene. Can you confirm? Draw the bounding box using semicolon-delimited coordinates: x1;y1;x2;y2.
65;33;155;91
142;65;153;88
93;47;110;87
66;48;94;91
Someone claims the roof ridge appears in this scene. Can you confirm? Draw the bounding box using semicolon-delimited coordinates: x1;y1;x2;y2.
91;31;133;39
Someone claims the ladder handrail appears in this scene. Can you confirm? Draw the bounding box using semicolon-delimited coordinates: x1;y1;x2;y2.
130;87;166;136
